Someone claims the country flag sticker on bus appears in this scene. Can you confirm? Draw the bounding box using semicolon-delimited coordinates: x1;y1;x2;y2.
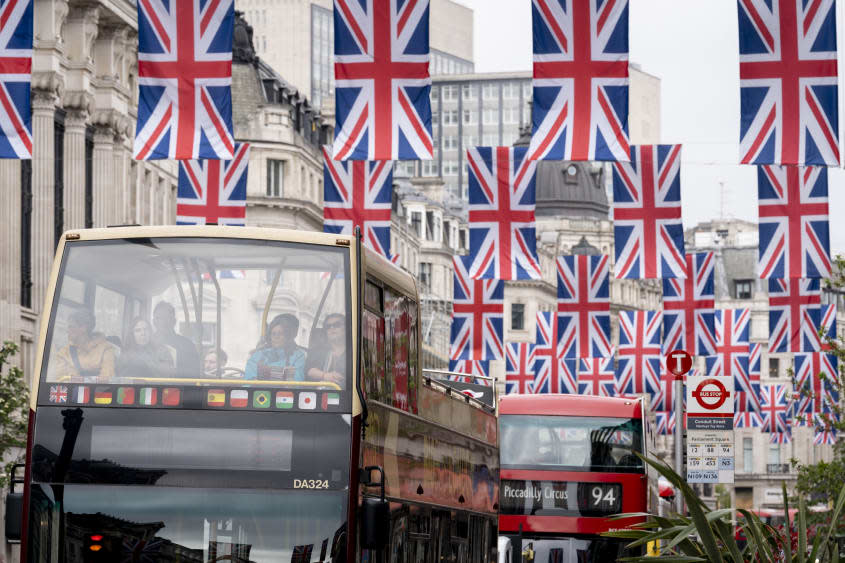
94;387;112;405
162;388;180;406
230;390;248;408
139;387;157;406
49;385;67;404
253;390;271;409
322;392;340;410
276;391;294;409
299;392;316;410
117;387;135;405
207;389;225;407
74;386;90;404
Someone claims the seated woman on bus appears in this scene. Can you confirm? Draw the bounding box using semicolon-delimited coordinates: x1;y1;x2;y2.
245;314;306;381
117;317;175;379
306;313;347;388
51;309;116;382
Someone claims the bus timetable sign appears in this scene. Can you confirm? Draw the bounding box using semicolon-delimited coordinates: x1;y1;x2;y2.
686;375;735;485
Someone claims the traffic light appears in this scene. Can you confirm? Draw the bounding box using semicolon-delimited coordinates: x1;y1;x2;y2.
83;533;111;562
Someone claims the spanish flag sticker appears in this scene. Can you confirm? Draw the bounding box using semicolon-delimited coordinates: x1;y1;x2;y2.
207;389;225;407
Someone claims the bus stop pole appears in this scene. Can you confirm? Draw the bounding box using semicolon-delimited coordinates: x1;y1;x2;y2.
674;377;685;515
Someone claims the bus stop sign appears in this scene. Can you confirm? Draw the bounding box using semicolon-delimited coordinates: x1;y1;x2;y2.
666;350;692;379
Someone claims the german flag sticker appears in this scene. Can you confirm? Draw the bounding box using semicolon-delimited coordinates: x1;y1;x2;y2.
253;390;271;408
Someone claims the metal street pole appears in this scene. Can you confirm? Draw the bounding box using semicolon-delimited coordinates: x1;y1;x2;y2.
674;377;685;515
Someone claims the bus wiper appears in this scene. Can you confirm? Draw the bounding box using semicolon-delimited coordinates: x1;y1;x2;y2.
124;237;158;249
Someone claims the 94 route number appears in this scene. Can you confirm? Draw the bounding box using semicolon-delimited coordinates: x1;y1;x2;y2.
294;479;329;489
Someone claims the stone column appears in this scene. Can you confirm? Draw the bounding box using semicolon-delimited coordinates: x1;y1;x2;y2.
91;121;115;227
0;160;22;342
61;97;91;230
30;77;61;313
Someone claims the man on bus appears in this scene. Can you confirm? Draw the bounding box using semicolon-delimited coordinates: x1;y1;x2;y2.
306;313;347;388
152;301;201;378
51;309;116;381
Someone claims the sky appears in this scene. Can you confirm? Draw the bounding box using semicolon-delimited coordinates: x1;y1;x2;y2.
456;0;845;255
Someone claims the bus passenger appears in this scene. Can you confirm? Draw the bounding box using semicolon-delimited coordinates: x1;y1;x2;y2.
306;313;347;388
51;309;116;382
152;301;200;378
117;317;175;379
204;348;228;377
245;314;306;380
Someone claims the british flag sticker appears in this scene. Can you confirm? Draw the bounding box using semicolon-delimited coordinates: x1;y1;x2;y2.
49;385;68;404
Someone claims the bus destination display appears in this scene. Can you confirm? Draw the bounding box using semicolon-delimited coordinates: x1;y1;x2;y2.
499;480;622;516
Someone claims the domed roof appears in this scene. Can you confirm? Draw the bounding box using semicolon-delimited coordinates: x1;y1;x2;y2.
514;127;610;220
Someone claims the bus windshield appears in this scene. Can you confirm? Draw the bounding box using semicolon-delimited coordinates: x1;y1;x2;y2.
500;415;643;473
41;237;351;394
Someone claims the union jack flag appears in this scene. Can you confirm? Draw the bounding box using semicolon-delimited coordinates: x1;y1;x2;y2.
769;431;792;444
332;0;433;160
794;352;838;417
757;165;831;279
527;0;629;162
737;0;839;166
653;360;686;412
556;255;612;359
448;359;491;386
122;537;164;563
612;145;686;279
768;277;821;353
706;309;751;378
735;385;762;414
760;383;791;434
466;147;540;280
661;251;717;355
134;0;234;160
0;0;32;159
749;342;762;376
615;310;662;398
577;357;615;397
534;311;577;394
505;342;535;394
48;385;67;404
176;143;249;225
814;426;837;445
811;303;836;351
322;147;394;259
656;411;676;435
449;255;504;361
734;410;762;428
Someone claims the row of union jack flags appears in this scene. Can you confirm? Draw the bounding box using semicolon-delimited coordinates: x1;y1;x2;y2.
0;0;840;168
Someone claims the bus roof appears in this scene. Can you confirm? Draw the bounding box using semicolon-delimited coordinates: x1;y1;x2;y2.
498;394;644;418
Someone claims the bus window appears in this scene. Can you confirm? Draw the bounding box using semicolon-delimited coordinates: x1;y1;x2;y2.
500;415;644;473
40;238;352;404
407;298;419;413
385;288;409;412
363;309;386;401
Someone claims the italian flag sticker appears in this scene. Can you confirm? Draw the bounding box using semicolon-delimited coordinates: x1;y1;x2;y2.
139;388;157;405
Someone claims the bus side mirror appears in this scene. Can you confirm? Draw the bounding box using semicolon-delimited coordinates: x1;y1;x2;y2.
5;463;25;543
360;466;389;550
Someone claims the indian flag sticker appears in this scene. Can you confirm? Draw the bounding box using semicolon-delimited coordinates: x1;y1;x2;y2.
139;388;157;406
253;390;271;408
298;391;317;410
276;391;294;409
321;392;340;409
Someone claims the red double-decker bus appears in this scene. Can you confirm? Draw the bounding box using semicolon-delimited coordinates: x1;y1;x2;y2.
497;394;658;562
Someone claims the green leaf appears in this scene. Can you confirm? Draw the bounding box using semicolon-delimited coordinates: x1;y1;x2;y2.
797;494;807;563
782;483;792;563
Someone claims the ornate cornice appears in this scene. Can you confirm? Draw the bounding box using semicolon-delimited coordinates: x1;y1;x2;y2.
31;72;65;108
62;90;94;116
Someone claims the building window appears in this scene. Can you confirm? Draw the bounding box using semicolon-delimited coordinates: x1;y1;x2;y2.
410;212;423;237
768;357;779;378
482;133;498;146
442;84;458;101
512;303;525;331
267;159;284;197
483;108;497;125
743;437;753;473
767;443;780;467
419;262;432;292
463;109;476;125
310;5;334;109
85;126;94;227
462;83;477;100
425;211;434;241
482;83;497;100
734;279;753;299
459;228;468;250
443;135;458;151
443;110;458;125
